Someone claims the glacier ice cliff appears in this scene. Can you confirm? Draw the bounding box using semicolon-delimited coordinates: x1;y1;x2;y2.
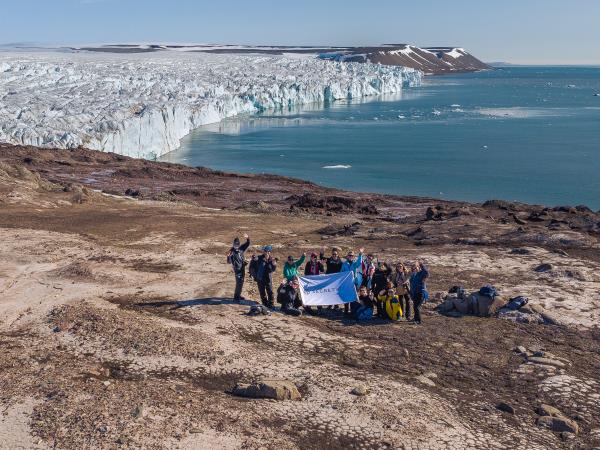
0;52;422;159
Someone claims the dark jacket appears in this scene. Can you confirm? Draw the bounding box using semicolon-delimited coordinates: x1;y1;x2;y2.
410;265;430;297
359;294;375;309
372;267;391;295
304;260;325;276
320;253;343;274
250;254;277;283
277;283;301;309
227;238;250;273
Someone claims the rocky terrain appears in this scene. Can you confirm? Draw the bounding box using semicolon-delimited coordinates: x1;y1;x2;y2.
1;143;599;449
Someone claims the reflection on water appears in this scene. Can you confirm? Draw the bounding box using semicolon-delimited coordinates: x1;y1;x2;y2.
199;90;426;135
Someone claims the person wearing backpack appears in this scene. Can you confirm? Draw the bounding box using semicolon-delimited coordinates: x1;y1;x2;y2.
283;253;306;282
277;278;302;316
249;245;278;308
226;233;250;301
409;261;430;324
341;248;364;315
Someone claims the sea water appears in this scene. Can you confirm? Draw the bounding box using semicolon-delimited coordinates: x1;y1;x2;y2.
160;67;600;209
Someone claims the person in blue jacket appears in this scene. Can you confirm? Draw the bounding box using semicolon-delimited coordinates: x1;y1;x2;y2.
341;247;364;315
409;261;430;324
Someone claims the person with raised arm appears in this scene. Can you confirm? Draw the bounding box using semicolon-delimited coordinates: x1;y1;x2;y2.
341;247;364;315
283;252;306;282
226;233;250;301
409;261;430;325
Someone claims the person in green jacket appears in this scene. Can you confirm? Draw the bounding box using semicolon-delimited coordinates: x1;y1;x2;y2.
283;252;306;281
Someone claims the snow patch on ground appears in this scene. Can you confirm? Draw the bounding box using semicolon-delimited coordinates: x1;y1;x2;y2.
0;52;422;159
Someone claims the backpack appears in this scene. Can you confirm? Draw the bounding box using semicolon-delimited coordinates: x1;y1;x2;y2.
479;285;498;299
384;296;403;321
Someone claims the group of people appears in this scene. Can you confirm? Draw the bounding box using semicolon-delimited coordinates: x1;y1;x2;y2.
226;234;430;324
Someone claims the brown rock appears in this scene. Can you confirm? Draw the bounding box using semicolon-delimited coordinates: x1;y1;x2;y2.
233;379;301;401
528;357;566;368
538;404;565;418
537;415;579;434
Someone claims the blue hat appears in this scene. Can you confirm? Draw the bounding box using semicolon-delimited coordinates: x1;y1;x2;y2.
263;245;273;252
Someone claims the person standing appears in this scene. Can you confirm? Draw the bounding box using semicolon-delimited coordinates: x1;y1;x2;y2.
371;261;392;299
283;253;306;282
409;261;430;324
226;233;250;301
393;262;412;320
361;254;376;290
249;245;278;308
320;247;343;274
341;248;364;314
304;252;325;276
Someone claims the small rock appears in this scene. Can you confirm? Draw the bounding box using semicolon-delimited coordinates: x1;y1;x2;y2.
131;405;145;419
515;346;527;354
403;348;410;358
537;416;579;434
534;263;553;273
351;385;369;396
416;375;436;387
528;357;566;368
103;380;111;387
423;372;438;379
529;304;545;314
496;402;515;414
233;379;301;401
189;428;203;434
560;432;576;441
538;404;565;418
97;425;108;433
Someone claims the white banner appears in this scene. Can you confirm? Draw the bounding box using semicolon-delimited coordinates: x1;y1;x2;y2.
298;271;358;306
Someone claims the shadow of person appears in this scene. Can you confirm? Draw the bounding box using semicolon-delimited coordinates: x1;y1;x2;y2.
133;297;258;310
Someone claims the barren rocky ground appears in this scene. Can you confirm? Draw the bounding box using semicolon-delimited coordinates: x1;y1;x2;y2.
1;144;599;449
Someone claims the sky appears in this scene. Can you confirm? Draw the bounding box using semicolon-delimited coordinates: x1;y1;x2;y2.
2;0;600;64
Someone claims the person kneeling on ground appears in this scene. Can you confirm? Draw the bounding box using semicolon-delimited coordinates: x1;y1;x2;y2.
226;233;250;301
409;261;429;325
283;252;306;282
277;278;302;316
355;285;374;321
249;245;278;308
377;285;404;321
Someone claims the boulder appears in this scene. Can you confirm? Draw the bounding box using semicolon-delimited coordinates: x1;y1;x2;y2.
537;416;579;434
351;385;369;396
416;375;436;387
538;404;565;418
496;402;515;414
528;357;566;368
233;379;301;401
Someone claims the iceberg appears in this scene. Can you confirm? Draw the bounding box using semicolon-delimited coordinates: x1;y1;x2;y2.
0;51;422;159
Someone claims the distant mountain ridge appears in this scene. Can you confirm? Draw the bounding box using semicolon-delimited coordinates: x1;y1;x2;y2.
3;42;490;75
319;45;491;74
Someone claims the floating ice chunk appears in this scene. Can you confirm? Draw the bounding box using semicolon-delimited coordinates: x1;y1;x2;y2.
322;165;352;169
432;109;442;116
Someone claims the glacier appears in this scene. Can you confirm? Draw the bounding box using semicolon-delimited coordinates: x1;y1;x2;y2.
0;51;422;159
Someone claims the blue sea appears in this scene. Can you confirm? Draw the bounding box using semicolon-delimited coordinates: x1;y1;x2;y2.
160;67;600;209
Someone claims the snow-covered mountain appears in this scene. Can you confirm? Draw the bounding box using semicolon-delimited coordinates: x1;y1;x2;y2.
319;45;490;74
0;52;421;159
60;43;490;75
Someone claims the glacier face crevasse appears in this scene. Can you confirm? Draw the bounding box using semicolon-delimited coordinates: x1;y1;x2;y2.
0;52;422;159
